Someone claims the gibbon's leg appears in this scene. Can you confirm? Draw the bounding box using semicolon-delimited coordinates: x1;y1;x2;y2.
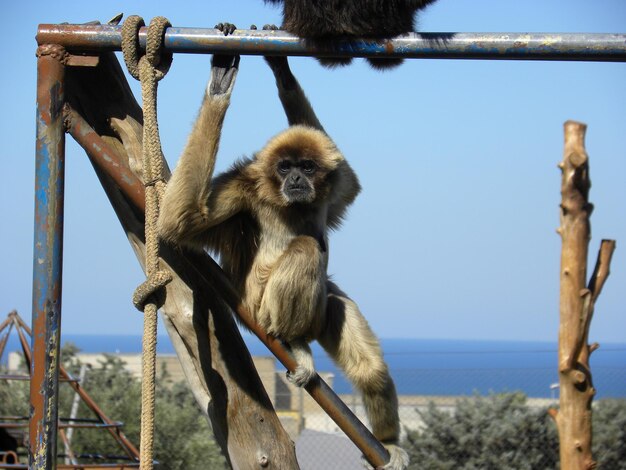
319;282;409;470
257;236;326;386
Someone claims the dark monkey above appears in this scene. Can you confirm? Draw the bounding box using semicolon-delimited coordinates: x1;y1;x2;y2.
264;0;438;69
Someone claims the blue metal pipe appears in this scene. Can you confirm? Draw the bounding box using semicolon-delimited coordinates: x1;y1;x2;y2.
31;43;66;470
36;24;626;62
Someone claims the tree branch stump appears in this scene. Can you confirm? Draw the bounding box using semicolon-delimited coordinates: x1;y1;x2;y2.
551;120;616;470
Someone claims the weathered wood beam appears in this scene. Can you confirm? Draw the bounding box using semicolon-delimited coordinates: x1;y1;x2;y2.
64;51;299;469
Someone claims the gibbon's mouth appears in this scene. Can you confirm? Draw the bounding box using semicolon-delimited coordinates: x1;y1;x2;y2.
286;185;309;192
285;185;313;203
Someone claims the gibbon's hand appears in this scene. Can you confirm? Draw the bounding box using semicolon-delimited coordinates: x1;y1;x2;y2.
208;23;240;97
362;443;410;470
208;54;240;97
214;22;236;36
262;24;292;82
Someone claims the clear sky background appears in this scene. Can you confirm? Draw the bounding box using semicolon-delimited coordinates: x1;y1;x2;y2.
1;1;625;343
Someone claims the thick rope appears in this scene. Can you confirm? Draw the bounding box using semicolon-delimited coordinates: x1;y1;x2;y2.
121;15;173;470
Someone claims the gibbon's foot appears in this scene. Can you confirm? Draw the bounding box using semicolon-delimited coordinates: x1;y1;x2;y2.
286;364;316;387
367;57;404;70
362;443;409;470
317;56;354;68
263;24;279;31
214;22;236;36
284;339;316;387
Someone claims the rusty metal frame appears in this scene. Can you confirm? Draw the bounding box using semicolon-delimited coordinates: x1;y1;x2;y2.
33;43;67;470
33;21;626;470
36;25;626;62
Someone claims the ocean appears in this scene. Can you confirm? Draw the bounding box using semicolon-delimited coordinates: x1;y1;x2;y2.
3;334;624;399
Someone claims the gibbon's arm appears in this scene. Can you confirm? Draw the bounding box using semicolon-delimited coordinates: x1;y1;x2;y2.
265;56;324;131
327;159;362;230
158;55;243;248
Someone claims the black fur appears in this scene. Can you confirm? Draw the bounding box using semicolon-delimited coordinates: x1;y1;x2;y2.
264;0;438;69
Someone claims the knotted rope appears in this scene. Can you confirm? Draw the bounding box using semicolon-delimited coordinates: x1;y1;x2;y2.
121;15;173;470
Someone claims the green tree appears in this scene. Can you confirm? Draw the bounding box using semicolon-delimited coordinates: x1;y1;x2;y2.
404;393;626;470
57;346;228;469
0;358;30;459
0;369;29;418
593;399;626;469
60;353;142;460
403;393;559;470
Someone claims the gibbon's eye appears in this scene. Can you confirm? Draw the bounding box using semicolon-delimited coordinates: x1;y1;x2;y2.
301;160;317;174
277;160;291;174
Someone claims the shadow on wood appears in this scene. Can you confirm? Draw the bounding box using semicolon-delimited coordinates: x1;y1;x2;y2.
64;51;299;469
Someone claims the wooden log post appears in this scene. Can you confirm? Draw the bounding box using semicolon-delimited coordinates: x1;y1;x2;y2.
550;120;616;470
64;52;299;469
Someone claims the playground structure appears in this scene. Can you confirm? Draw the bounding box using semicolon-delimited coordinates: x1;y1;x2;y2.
0;311;140;468
31;20;623;470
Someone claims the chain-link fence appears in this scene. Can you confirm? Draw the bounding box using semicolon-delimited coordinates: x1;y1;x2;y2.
3;343;624;468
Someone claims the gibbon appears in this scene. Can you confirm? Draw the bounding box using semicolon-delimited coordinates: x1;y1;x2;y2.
157;52;408;469
264;0;438;69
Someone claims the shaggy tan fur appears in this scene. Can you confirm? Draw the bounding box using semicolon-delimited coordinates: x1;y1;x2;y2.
158;56;408;469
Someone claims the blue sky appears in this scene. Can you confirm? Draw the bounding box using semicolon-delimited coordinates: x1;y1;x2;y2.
1;0;625;343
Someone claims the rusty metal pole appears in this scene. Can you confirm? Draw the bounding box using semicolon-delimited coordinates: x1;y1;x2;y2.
36;25;626;62
31;43;66;470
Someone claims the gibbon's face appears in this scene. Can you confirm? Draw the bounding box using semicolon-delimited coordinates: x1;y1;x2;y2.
276;157;318;204
255;126;342;207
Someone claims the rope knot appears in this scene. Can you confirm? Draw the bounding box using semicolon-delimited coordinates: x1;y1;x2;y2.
121;15;172;82
145;16;173;80
132;270;173;312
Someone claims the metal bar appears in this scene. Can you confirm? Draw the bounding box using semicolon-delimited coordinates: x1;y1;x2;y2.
0;325;13;360
0;465;140;469
58;428;78;466
31;43;67;470
12;311;33;334
2;422;125;429
55;364;140;460
63;107;145;212
37;24;626;62
0;375;79;382
14;316;33;374
66;109;391;468
0;312;16;333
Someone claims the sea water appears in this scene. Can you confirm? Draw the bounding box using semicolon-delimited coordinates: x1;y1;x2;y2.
4;334;624;398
